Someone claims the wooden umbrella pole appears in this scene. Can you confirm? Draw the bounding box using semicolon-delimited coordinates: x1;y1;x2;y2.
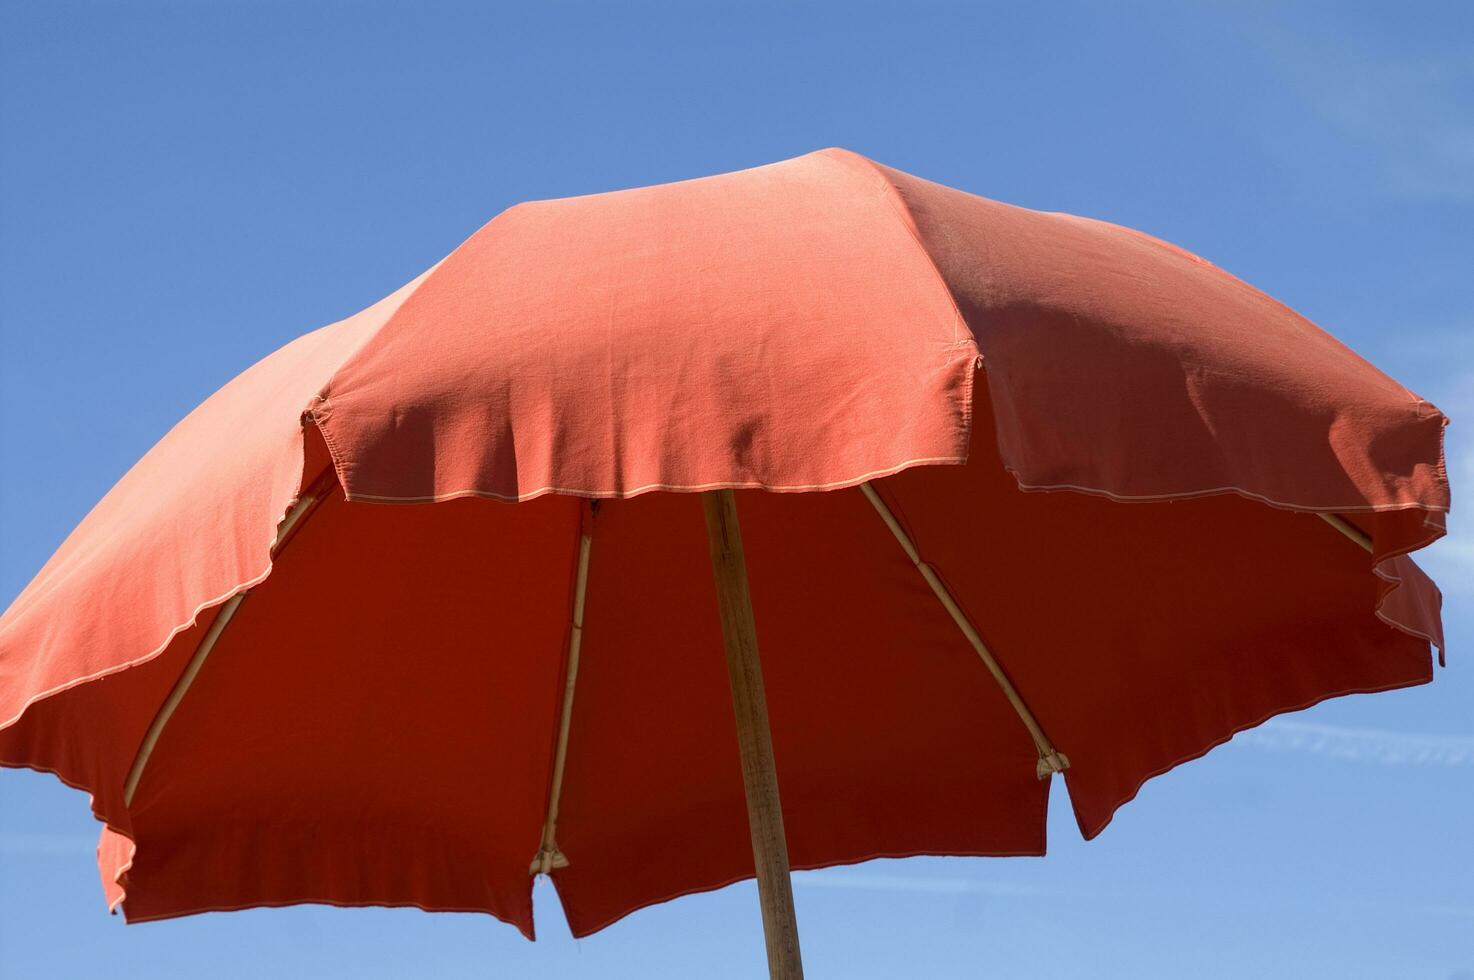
702;490;805;980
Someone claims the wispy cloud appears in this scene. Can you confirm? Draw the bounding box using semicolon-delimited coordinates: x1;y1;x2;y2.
1238;719;1474;767
1299;55;1474;203
792;866;1474;928
1242;13;1474;203
795;871;1049;897
1419;904;1474;921
793;869;1119;905
1421;534;1474;598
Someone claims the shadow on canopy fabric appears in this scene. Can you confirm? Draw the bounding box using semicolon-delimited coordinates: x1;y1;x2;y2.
0;148;1447;939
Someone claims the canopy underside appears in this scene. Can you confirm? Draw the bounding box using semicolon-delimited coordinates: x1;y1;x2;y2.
0;412;1438;938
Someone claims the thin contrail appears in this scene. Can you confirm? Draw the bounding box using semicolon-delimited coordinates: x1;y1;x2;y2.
1238;719;1474;767
793;871;1048;897
791;869;1122;902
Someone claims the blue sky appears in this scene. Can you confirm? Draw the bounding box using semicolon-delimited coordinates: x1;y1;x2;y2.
1;2;1470;977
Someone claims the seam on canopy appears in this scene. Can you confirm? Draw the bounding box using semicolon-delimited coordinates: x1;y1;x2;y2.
0;566;278;735
308;453;973;504
1005;470;1451;516
816;148;974;357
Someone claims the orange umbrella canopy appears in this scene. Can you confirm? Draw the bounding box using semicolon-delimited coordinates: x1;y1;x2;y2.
0;149;1448;939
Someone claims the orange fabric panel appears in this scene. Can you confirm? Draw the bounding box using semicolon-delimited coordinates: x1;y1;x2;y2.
874;154;1446;513
118;492;582;935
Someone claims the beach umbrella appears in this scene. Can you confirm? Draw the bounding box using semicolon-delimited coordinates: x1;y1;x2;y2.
0;149;1448;979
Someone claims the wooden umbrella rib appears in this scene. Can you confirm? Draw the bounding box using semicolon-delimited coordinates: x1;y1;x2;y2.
859;488;1380;780
530;502;595;876
859;482;1069;779
1319;513;1373;553
123;483;330;808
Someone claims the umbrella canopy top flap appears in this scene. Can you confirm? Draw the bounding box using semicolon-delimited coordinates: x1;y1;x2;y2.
0;148;1451;938
304;148;1448;520
306;148;981;505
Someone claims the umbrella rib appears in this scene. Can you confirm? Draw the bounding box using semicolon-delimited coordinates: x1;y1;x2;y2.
530;501;596;875
122;479;331;808
859;482;1069;779
1319;513;1373;552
